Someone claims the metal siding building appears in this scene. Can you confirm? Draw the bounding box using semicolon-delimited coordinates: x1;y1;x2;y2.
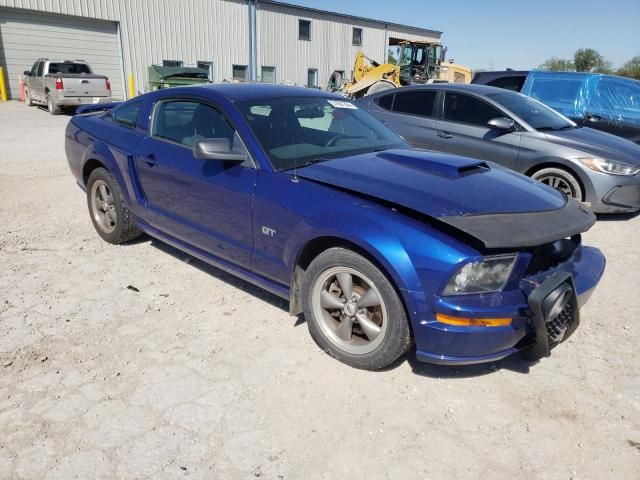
0;0;440;100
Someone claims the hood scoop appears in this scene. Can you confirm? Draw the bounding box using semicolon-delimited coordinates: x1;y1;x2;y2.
377;150;490;178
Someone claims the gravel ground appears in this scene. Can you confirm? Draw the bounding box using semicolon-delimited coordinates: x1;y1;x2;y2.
0;101;639;479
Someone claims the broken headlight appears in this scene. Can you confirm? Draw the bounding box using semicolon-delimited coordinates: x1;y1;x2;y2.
443;254;517;296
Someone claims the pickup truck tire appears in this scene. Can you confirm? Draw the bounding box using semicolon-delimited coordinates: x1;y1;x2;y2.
46;95;61;115
302;247;412;370
25;88;33;107
87;167;142;244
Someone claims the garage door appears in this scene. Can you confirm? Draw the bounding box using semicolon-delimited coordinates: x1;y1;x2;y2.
0;8;123;100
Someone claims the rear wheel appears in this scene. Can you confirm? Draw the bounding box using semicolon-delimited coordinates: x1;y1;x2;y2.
47;95;61;115
86;167;141;244
302;247;412;370
531;167;583;201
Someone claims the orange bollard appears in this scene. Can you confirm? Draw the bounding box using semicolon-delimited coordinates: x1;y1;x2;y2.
19;75;25;102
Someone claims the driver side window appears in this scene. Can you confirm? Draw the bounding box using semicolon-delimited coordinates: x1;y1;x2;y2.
151;100;235;148
443;92;503;127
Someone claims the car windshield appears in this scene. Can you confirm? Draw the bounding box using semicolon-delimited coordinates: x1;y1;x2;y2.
486;91;576;131
235;96;406;171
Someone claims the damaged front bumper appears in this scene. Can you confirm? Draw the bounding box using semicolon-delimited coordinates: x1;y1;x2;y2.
412;245;606;365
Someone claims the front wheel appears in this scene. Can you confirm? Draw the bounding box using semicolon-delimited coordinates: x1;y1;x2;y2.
86;167;142;244
25;88;33;107
302;247;412;370
531;167;583;201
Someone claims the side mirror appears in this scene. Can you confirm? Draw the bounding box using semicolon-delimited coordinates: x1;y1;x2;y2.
23;71;31;76
193;138;246;162
584;112;603;123
487;117;515;132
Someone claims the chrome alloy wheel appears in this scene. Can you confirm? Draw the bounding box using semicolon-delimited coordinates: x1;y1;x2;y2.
311;266;388;355
90;179;117;234
537;174;576;197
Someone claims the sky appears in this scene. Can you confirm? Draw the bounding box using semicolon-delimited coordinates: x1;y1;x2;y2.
280;0;640;70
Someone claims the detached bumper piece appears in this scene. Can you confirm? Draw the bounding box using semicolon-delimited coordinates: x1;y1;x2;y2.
521;271;580;361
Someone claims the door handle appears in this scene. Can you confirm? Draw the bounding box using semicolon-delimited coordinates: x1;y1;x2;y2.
143;154;158;167
437;131;454;139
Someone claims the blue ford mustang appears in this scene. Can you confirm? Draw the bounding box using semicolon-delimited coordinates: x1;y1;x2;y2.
65;84;605;370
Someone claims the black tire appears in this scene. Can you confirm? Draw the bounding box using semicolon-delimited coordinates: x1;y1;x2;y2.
86;167;142;244
25;88;33;107
47;95;60;115
302;247;412;370
531;167;583;201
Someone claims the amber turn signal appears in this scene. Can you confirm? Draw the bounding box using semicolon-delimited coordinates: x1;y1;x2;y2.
435;313;512;327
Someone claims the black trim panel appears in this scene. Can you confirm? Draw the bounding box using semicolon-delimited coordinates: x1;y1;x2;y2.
439;198;596;249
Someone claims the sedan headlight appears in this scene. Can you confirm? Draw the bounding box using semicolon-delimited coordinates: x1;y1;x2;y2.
578;157;640;176
443;254;517;296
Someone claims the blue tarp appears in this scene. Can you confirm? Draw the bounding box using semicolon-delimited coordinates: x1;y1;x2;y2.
521;71;640;128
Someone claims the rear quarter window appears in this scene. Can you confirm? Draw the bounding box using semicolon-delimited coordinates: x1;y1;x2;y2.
443;92;502;126
111;101;141;128
375;93;394;111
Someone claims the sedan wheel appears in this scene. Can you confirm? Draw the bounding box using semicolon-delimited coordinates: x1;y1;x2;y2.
532;167;583;201
302;247;412;370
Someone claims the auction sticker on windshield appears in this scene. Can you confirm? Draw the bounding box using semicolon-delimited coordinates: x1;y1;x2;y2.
328;100;357;109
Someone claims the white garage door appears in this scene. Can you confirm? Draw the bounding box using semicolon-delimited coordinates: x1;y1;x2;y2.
0;8;124;100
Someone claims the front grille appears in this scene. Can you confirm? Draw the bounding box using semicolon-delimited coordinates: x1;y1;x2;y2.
546;302;575;343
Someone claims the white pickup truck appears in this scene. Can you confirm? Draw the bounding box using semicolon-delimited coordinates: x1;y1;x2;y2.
23;59;112;115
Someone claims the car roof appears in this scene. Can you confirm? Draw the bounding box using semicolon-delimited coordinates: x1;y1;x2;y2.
378;83;514;96
166;82;346;102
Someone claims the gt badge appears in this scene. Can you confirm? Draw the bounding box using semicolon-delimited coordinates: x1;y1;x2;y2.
261;226;276;237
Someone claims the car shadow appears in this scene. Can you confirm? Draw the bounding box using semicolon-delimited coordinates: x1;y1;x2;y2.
385;346;532;377
35;105;75;116
596;211;640;221
147;237;289;312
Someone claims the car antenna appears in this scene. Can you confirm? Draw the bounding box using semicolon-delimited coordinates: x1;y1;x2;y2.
292;135;300;183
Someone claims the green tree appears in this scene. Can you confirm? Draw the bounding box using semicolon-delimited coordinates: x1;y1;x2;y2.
617;55;640;80
539;57;574;71
573;48;612;73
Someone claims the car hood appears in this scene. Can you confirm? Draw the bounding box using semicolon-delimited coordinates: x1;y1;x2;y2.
296;149;596;249
541;127;640;165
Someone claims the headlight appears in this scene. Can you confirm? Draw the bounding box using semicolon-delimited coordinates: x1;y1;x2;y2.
443;254;517;296
578;157;640;176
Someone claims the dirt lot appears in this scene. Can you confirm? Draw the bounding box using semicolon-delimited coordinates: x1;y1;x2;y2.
0;100;639;479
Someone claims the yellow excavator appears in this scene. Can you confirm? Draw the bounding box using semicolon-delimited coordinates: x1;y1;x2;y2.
328;40;471;98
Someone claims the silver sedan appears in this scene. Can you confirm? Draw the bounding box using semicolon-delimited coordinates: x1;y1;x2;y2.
356;84;640;213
